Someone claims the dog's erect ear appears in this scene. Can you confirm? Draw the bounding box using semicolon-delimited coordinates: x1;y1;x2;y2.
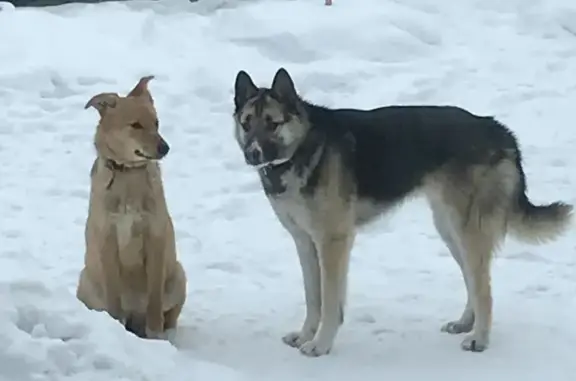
234;70;258;109
84;92;119;116
128;75;155;104
271;68;298;105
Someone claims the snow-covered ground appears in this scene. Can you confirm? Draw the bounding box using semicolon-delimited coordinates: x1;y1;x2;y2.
1;0;576;379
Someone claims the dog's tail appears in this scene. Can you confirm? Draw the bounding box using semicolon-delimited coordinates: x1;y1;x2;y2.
509;154;573;244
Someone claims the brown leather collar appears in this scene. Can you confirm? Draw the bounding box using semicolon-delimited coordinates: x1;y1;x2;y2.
104;159;147;189
105;159;131;172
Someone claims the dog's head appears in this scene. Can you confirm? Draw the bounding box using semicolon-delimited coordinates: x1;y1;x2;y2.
85;76;170;165
233;68;310;169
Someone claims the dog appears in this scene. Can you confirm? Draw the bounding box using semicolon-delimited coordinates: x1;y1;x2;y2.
232;67;573;357
76;76;187;339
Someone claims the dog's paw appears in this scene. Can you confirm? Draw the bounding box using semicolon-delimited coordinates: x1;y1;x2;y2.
282;331;315;348
145;309;165;340
145;327;168;340
460;333;489;352
441;320;474;334
298;339;332;357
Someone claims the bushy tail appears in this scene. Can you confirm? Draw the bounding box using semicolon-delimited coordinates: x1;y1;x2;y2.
510;191;573;245
507;144;573;244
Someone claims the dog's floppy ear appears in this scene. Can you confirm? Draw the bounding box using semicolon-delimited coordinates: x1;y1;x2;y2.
84;92;119;116
234;70;258;109
271;67;298;105
128;75;155;104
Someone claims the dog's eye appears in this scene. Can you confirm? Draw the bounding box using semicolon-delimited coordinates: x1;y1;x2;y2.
241;116;251;132
268;121;282;130
130;122;144;130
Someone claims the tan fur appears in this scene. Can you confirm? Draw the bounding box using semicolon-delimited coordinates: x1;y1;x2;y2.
292;150;570;354
421;159;518;350
310;147;356;338
419;155;568;350
76;76;187;339
509;203;573;244
277;146;357;356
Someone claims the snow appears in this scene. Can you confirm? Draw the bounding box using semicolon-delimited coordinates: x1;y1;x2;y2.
0;0;575;379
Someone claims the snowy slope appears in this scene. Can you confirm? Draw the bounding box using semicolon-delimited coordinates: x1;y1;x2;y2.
1;0;575;380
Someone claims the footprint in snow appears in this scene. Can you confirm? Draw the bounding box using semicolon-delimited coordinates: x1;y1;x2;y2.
205;262;242;274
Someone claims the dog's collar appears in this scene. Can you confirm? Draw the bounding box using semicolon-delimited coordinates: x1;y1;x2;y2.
103;158;148;189
258;159;292;176
104;158;148;171
105;159;131;172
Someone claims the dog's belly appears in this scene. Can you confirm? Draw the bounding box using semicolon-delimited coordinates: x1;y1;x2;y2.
354;198;388;226
271;194;388;230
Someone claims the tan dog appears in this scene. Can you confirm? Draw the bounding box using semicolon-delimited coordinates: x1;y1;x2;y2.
76;76;187;339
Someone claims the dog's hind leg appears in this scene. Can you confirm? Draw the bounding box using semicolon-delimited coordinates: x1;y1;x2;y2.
456;215;502;352
77;268;105;311
281;226;322;349
164;262;187;331
431;206;475;334
436;161;513;352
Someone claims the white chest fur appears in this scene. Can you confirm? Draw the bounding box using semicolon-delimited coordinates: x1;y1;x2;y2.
270;194;315;234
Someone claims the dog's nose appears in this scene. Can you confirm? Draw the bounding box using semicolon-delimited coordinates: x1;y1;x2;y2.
244;149;261;165
157;140;170;157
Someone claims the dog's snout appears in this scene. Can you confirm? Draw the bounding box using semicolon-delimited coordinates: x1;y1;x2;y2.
244;139;264;166
244;149;261;165
157;140;170;157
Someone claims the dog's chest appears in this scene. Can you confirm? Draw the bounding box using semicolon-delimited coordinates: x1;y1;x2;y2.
269;193;316;233
261;167;317;230
113;209;145;268
115;209;142;249
104;177;157;244
259;162;313;196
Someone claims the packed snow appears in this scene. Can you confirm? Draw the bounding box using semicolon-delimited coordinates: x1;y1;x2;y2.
1;0;575;379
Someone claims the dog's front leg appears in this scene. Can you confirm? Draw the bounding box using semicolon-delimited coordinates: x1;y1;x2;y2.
144;227;166;339
282;228;321;348
100;225;124;323
299;230;354;357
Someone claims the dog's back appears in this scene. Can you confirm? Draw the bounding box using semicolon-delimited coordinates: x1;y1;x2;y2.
309;105;513;199
308;104;570;236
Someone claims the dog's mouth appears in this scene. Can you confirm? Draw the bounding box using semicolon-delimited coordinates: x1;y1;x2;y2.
134;150;156;160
